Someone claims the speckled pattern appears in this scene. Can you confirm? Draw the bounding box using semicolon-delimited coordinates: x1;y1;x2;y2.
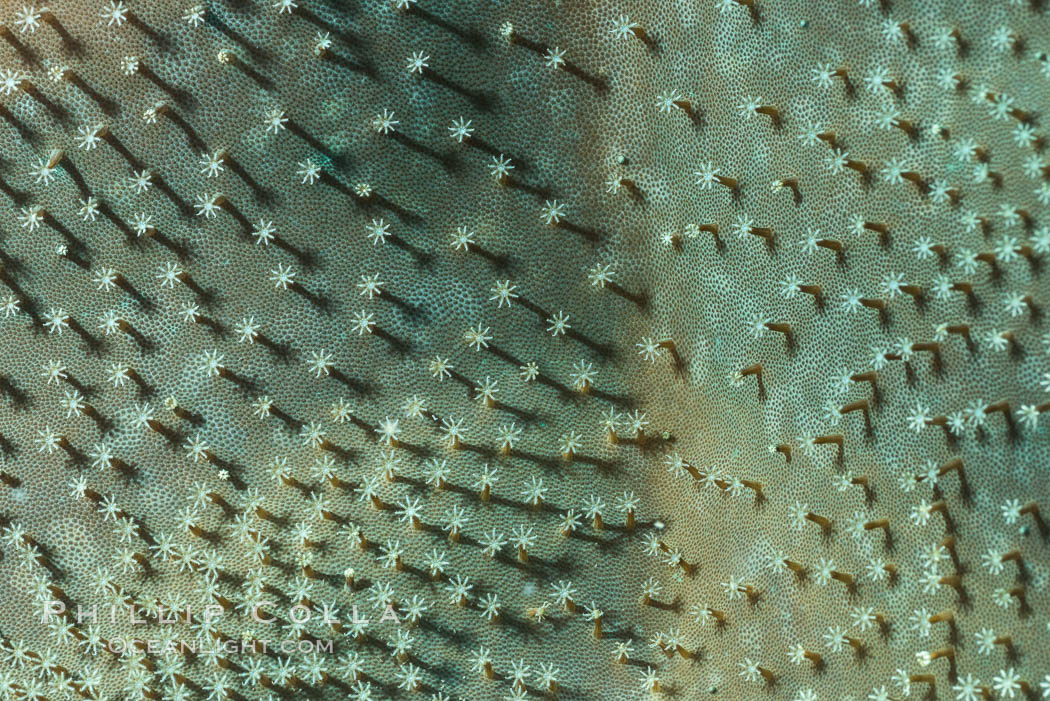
0;1;1047;700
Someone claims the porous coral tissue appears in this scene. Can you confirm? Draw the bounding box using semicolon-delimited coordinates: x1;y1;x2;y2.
0;0;1046;699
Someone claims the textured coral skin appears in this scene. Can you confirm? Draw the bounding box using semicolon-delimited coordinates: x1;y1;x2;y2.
0;1;1047;700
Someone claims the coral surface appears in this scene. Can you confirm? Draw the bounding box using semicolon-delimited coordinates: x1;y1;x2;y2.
0;1;1047;700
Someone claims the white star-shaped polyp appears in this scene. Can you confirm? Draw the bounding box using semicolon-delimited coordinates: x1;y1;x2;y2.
131;170;153;194
655;90;682;113
236;317;259;344
99;1;129;27
199;151;225;178
199;351;225;378
98;311;122;335
736;96;762;120
540;200;565;225
351;311;374;335
448;227;474;252
269;264;295;289
20;207;44;232
264;108;288;134
121;55;140;75
307;350;332;377
811;63;834;88
489;154;514;180
372;109;399;134
694;162;721;188
94;267;118;292
405;51;429;74
36;427;62;454
14;6;43;33
0;69;25;96
30;159;56;185
546;311;570;336
0;295;20;318
357;274;384;299
43;308;69;335
195;193;222;218
183;5;206;27
297;160;321;184
157;262;183;288
366;218;390;245
609;14;639;39
131;213;153;236
314;31;332;56
78;197;100;222
248;223;273;248
182;304;201;324
77;124;105;151
448;117;474;142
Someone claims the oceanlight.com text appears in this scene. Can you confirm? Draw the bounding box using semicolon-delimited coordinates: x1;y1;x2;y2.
106;637;336;655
